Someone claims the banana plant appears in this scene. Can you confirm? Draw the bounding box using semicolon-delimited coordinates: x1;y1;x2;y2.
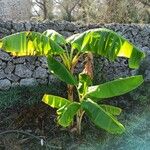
0;28;145;134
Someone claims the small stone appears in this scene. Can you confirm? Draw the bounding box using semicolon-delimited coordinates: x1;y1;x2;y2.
130;70;138;76
25;62;35;71
60;31;72;38
0;50;11;61
64;21;77;32
11;29;15;34
15;64;32;78
20;78;38;87
11;82;20;88
38;57;48;69
26;57;37;64
0;79;11;90
13;22;25;31
13;57;26;64
0;60;2;65
37;78;48;85
1;62;6;69
6;74;20;82
0;27;11;36
48;75;59;84
132;29;138;36
0;69;6;79
33;66;48;78
5;20;12;30
142;47;150;55
35;61;41;67
145;70;150;82
4;62;15;74
25;22;32;31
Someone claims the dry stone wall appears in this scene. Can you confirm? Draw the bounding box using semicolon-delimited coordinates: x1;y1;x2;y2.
0;20;149;90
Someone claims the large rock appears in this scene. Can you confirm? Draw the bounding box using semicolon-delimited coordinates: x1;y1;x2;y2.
15;64;32;78
0;79;11;90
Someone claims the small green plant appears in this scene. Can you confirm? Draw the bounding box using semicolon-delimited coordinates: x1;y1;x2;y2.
0;28;145;134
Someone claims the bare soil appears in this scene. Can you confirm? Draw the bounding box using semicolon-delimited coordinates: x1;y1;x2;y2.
0;87;150;150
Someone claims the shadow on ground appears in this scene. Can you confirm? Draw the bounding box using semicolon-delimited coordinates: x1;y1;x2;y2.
0;86;150;150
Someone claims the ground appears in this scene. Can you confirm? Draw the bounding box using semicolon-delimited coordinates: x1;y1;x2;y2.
0;86;150;150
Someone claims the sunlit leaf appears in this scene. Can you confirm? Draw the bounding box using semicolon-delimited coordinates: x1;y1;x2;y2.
87;75;144;99
43;29;66;45
0;31;64;56
78;73;92;96
58;102;80;127
81;99;125;134
67;28;145;68
100;104;122;116
42;94;70;108
47;56;78;85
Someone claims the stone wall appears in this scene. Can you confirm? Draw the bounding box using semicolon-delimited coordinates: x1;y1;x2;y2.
0;0;31;21
0;20;149;90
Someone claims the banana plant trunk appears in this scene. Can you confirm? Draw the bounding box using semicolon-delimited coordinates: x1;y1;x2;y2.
77;52;94;134
67;65;75;128
67;84;74;101
76;110;85;134
67;64;75;101
67;52;94;134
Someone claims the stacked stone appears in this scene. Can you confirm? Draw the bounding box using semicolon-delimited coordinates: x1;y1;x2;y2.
78;23;150;83
0;52;45;89
0;20;78;90
0;20;149;90
0;20;78;38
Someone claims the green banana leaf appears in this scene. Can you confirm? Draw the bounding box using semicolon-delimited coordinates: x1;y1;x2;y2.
100;104;122;116
58;102;81;127
81;99;125;134
57;105;67;115
43;29;66;45
42;94;70;108
87;75;144;99
47;55;77;85
0;31;64;56
66;28;145;68
78;73;92;96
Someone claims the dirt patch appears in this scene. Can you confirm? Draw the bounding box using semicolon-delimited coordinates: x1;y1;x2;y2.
0;87;150;150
